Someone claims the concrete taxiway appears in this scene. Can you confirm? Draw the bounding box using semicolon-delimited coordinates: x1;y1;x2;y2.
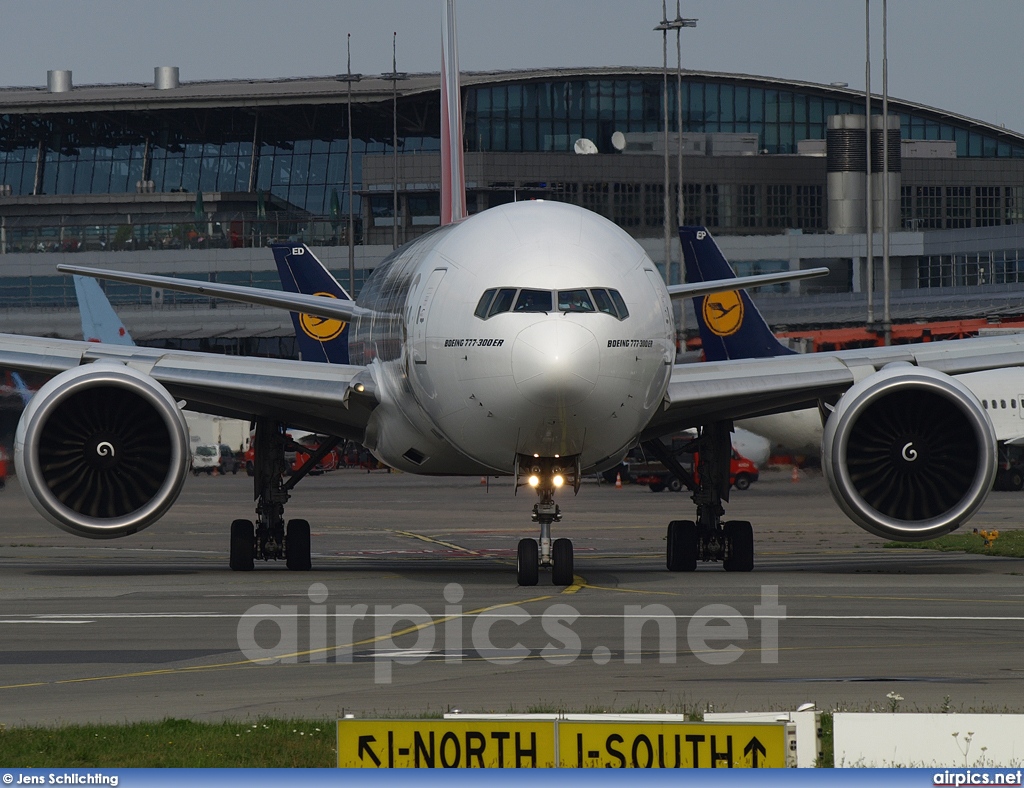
1;468;1023;725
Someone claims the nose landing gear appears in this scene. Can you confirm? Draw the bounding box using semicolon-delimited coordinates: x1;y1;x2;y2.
515;454;579;586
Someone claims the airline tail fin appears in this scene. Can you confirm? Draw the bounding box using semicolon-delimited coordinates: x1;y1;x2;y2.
74;274;134;346
271;244;351;364
440;0;467;224
679;226;795;361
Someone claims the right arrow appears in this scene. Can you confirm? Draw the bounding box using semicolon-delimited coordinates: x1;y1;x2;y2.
358;734;382;767
744;736;767;768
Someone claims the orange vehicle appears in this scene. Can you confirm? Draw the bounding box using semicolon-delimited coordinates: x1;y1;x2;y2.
0;445;8;488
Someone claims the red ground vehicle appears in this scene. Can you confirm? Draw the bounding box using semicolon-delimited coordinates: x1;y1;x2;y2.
634;449;759;492
0;445;8;488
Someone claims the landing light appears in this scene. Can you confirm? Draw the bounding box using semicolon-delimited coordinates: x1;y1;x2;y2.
553;474;565;488
528;475;540;487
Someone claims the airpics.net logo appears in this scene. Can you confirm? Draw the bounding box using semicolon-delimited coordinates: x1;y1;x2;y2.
236;583;786;684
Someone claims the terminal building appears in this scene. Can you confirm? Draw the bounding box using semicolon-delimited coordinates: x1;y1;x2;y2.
1;65;1024;354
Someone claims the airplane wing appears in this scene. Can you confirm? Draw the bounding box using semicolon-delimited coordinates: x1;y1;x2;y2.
644;333;1024;439
0;334;376;439
57;265;380;325
665;267;829;300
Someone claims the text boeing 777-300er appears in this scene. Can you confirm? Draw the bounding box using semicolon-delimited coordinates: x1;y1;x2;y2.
2;2;1023;584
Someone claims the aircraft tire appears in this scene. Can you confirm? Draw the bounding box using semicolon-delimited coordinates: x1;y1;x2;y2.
723;520;754;572
286;519;312;571
666;520;697;572
230;519;255;571
551;538;574;586
517;538;539;586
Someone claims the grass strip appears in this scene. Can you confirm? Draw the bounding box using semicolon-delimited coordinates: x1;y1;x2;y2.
0;718;335;767
883;528;1024;558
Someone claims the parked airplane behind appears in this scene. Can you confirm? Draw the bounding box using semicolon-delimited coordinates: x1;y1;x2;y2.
681;225;1024;488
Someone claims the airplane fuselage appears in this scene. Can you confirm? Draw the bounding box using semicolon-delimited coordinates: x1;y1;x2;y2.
350;201;675;475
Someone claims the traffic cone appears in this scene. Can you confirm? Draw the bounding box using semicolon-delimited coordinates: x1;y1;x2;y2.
791;466;800;483
480;476;487;485
615;472;623;489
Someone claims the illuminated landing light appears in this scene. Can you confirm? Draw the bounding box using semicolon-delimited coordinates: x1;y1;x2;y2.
528;475;540;487
553;474;565;488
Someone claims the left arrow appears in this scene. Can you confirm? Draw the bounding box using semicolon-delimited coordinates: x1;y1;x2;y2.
358;734;382;766
743;736;767;768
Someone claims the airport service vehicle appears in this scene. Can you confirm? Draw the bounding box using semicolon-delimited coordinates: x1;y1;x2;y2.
682;226;1024;492
0;2;1021;584
634;449;758;493
191;444;220;475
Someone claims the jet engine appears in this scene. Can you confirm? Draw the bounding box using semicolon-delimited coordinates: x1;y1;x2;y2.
15;363;190;538
822;364;996;541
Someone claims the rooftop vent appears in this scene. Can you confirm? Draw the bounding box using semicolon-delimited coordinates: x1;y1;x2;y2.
47;70;72;93
154;66;179;90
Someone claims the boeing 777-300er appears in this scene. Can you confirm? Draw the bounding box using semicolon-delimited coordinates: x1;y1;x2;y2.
682;225;1024;489
0;2;1022;584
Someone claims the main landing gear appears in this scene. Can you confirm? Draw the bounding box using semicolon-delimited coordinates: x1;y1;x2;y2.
643;422;754;573
515;454;579;587
228;418;340;572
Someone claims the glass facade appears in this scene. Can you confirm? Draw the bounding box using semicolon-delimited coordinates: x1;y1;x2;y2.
464;77;1024;157
0;74;1020;213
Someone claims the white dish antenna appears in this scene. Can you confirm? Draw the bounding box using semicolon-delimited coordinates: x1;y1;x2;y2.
611;131;626;151
573;138;598;155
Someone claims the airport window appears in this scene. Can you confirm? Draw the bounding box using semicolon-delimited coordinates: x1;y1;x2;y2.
474;289;497;319
976;187;1002;227
738;185;760;229
1007;187;1024;225
644;183;664;227
915;186;943;230
487;288;517;318
581;183;609;217
514;289;552;313
795;185;823;230
682;183;702;225
558;289;595;312
945;187;971;229
613;183;642;228
705;185;720;228
766;185;793;228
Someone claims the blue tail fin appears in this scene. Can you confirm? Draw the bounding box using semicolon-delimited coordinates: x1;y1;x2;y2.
679;226;795;361
271;244;351;364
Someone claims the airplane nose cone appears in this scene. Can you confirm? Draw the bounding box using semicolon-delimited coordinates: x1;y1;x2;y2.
512;320;598;408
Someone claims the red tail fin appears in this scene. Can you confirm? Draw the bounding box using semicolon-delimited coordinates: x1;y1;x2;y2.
441;0;467;224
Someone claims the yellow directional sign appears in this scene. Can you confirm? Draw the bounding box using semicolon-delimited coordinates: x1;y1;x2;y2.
338;720;557;768
558;721;788;768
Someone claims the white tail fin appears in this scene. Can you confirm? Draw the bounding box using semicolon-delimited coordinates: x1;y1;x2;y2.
441;0;467;224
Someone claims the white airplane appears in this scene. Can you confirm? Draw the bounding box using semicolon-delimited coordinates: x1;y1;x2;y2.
681;227;1024;489
0;1;1020;584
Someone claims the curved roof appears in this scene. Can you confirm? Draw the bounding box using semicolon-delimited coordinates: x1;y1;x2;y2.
0;66;1020;146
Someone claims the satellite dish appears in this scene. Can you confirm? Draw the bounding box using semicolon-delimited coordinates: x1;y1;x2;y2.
611;131;627;151
573;138;598;155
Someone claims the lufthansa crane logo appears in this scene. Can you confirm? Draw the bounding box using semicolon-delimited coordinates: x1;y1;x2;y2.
299;292;347;342
702;291;744;337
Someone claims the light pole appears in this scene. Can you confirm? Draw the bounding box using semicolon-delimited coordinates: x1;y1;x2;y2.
382;32;408;250
343;34;362;295
654;4;696;286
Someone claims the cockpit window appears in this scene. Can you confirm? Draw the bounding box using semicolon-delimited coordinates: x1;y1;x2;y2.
514;289;552;313
609;289;629;319
474;288;497;319
487;288;517;317
591;288;617;317
558;289;595;312
475;287;628;320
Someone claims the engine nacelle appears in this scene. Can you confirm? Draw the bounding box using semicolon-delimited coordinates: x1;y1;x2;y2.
822;364;996;541
15;363;191;539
